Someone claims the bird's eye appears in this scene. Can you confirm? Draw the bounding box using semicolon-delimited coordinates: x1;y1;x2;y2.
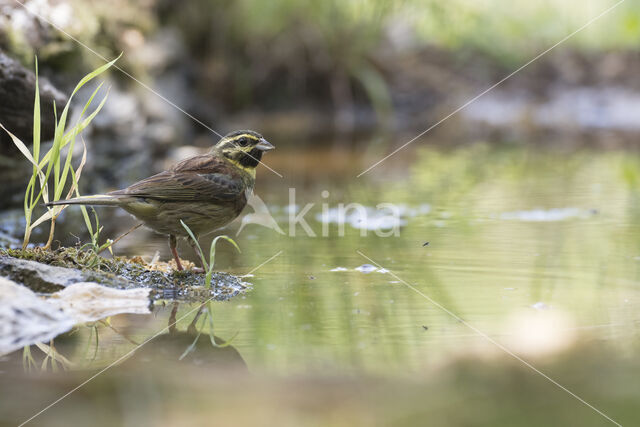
237;137;249;147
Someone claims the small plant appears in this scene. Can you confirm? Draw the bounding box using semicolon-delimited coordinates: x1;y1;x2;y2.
81;324;100;363
180;220;240;288
76;208;115;268
0;55;120;250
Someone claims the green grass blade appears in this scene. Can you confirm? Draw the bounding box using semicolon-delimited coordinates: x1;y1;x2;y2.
35;56;119;205
67;86;110;140
64;135;88;200
23;178;34;223
68;54;122;100
52;103;64;197
38;54;121;167
180;220;208;270
208;235;241;271
0;123;41;165
57;87;110;200
33;103;59;205
32;57;41;206
205;235;240;287
56;136;76;200
70;168;94;237
51;55;120;159
91;209;101;247
56;82;104;200
0;122;48;248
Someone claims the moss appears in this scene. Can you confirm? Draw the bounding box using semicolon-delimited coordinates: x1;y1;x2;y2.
3;247;173;275
3;247;112;270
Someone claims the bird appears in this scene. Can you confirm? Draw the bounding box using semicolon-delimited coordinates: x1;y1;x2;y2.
47;130;274;271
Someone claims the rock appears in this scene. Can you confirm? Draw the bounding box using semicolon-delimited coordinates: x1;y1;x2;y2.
48;282;151;323
0;277;75;356
0;277;152;356
0;256;86;292
0;254;250;301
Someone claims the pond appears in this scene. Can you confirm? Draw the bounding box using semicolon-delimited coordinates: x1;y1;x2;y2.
2;142;640;426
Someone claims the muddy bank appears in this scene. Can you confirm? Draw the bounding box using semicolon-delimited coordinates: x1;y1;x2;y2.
0;248;250;301
0;247;250;357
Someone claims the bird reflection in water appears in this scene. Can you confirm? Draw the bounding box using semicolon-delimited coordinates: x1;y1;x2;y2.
131;302;247;369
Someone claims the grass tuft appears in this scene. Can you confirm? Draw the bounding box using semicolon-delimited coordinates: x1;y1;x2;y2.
180;220;241;288
0;55;120;250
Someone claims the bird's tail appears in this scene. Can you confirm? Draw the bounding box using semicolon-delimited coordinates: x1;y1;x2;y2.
45;194;126;207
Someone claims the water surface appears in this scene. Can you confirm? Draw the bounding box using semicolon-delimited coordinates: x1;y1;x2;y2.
3;143;640;425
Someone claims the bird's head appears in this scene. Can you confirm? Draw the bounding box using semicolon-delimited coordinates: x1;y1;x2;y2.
214;130;274;170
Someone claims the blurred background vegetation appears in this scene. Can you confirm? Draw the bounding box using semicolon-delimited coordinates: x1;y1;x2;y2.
1;0;638;205
2;0;639;137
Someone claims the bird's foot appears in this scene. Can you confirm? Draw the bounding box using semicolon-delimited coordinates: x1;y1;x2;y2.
172;257;184;271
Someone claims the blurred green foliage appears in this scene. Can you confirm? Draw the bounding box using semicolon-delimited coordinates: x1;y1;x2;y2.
410;0;640;64
4;0;636;123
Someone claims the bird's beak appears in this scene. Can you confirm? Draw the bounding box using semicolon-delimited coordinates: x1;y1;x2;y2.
255;138;275;151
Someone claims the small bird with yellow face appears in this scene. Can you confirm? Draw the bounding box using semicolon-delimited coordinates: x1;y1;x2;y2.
47;130;274;270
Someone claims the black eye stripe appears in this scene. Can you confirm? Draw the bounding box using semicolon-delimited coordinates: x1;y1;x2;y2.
235;136;255;147
219;133;261;148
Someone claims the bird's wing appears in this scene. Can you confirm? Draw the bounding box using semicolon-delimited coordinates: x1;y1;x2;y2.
109;155;245;202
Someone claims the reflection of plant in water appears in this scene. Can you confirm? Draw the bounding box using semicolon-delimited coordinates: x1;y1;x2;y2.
167;302;237;361
81;324;101;363
35;341;74;371
76;319;139;366
19;317;142;373
22;341;74;372
22;346;37;372
22;328;91;372
17;302;240;373
99;318;139;346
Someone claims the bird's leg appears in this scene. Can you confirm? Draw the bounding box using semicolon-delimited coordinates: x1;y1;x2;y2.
168;302;179;334
186;303;206;335
168;234;183;271
187;236;206;273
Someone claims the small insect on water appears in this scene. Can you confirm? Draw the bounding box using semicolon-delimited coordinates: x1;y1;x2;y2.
422;242;430;247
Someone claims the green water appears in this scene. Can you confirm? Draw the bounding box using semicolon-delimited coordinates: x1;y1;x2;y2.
3;143;640;425
165;144;640;374
34;144;640;369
